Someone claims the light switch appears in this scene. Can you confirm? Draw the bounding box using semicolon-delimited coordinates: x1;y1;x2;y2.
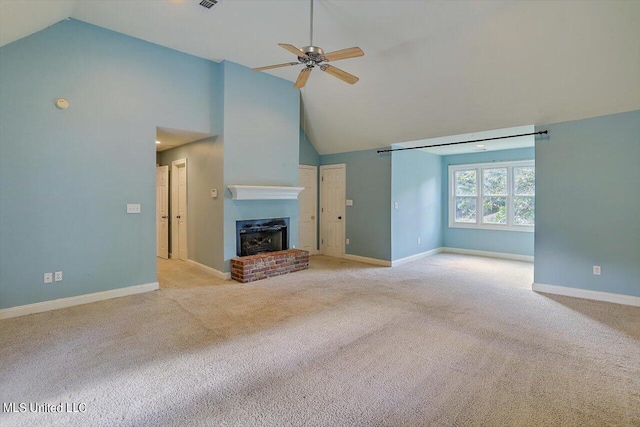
211;189;218;198
346;199;353;206
126;204;141;214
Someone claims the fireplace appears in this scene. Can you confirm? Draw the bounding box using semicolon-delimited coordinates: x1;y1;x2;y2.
236;218;289;257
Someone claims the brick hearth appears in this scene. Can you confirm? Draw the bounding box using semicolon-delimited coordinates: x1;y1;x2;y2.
231;249;309;283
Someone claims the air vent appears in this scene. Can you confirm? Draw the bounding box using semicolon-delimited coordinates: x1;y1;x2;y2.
199;0;218;9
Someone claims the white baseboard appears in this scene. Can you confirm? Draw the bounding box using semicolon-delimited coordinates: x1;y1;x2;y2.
442;247;534;263
532;283;640;307
0;282;159;320
392;248;443;267
186;259;231;280
343;254;392;267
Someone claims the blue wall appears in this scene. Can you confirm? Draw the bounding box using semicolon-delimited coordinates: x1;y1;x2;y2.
391;150;442;260
441;148;535;256
320;150;392;261
222;61;300;271
535;110;640;297
300;128;320;166
0;20;302;309
0;20;218;309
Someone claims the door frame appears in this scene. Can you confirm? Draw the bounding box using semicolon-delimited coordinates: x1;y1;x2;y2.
319;163;346;257
171;158;188;260
299;165;318;255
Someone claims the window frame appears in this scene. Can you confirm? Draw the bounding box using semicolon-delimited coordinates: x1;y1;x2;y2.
448;160;535;232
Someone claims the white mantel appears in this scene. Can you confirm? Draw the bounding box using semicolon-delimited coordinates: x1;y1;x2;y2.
227;185;304;200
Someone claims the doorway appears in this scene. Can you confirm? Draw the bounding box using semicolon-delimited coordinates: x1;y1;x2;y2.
320;164;346;258
171;158;188;261
298;165;318;254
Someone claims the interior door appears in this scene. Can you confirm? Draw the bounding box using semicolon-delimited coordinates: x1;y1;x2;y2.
320;164;346;258
156;165;169;259
171;159;188;261
177;163;188;261
298;165;318;253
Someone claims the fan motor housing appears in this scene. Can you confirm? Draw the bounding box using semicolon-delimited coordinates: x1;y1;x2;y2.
300;46;325;64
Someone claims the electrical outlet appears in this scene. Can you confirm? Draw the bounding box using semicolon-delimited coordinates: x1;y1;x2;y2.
394;202;399;209
346;199;353;206
417;237;421;245
54;271;63;282
593;265;601;276
346;238;350;245
44;273;53;284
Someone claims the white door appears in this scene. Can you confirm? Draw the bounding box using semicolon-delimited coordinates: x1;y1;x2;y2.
171;159;188;261
156;165;169;259
299;165;318;254
320;164;346;258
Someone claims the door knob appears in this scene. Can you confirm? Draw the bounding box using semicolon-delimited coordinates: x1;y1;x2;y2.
176;215;181;219
338;216;342;220
311;216;316;220
162;216;169;219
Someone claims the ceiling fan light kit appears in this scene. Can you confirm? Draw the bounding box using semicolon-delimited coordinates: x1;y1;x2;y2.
253;0;364;88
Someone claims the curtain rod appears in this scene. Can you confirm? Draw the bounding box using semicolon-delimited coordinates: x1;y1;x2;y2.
376;130;548;154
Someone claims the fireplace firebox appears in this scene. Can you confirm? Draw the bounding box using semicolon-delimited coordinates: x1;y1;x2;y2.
236;218;289;257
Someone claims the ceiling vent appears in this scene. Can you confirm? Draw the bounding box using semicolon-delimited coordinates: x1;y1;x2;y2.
199;0;218;9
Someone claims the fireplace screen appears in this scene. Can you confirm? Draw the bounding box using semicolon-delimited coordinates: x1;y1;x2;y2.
236;218;289;257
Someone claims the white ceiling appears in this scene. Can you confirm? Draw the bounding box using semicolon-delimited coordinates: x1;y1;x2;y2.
2;1;639;155
156;126;216;152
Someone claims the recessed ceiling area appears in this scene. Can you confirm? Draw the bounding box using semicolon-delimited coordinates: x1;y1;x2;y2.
395;125;535;156
2;1;639;155
156;126;215;152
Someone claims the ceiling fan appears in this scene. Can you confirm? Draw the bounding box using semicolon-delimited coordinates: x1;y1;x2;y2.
252;0;364;88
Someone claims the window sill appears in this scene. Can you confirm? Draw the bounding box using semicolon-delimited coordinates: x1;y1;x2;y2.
448;223;534;233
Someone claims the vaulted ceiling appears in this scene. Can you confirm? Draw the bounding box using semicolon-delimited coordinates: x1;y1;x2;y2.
1;0;639;154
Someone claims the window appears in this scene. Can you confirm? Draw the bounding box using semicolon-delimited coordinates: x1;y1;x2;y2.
449;160;534;231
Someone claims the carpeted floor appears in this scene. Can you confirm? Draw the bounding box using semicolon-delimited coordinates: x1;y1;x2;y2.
1;254;639;426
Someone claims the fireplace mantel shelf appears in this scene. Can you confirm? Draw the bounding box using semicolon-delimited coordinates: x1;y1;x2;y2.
227;185;304;200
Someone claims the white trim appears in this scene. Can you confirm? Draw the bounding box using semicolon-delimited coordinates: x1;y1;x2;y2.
186;259;231;280
391;247;443;266
533;283;640;307
442;247;534;262
343;254;392;267
0;282;159;320
227;185;304;200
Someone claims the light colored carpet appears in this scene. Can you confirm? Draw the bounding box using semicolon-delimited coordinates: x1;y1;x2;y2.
1;254;638;426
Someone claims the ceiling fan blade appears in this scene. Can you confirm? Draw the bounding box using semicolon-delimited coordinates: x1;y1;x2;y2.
294;68;312;88
279;43;309;59
320;65;359;84
323;47;364;62
253;62;301;71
